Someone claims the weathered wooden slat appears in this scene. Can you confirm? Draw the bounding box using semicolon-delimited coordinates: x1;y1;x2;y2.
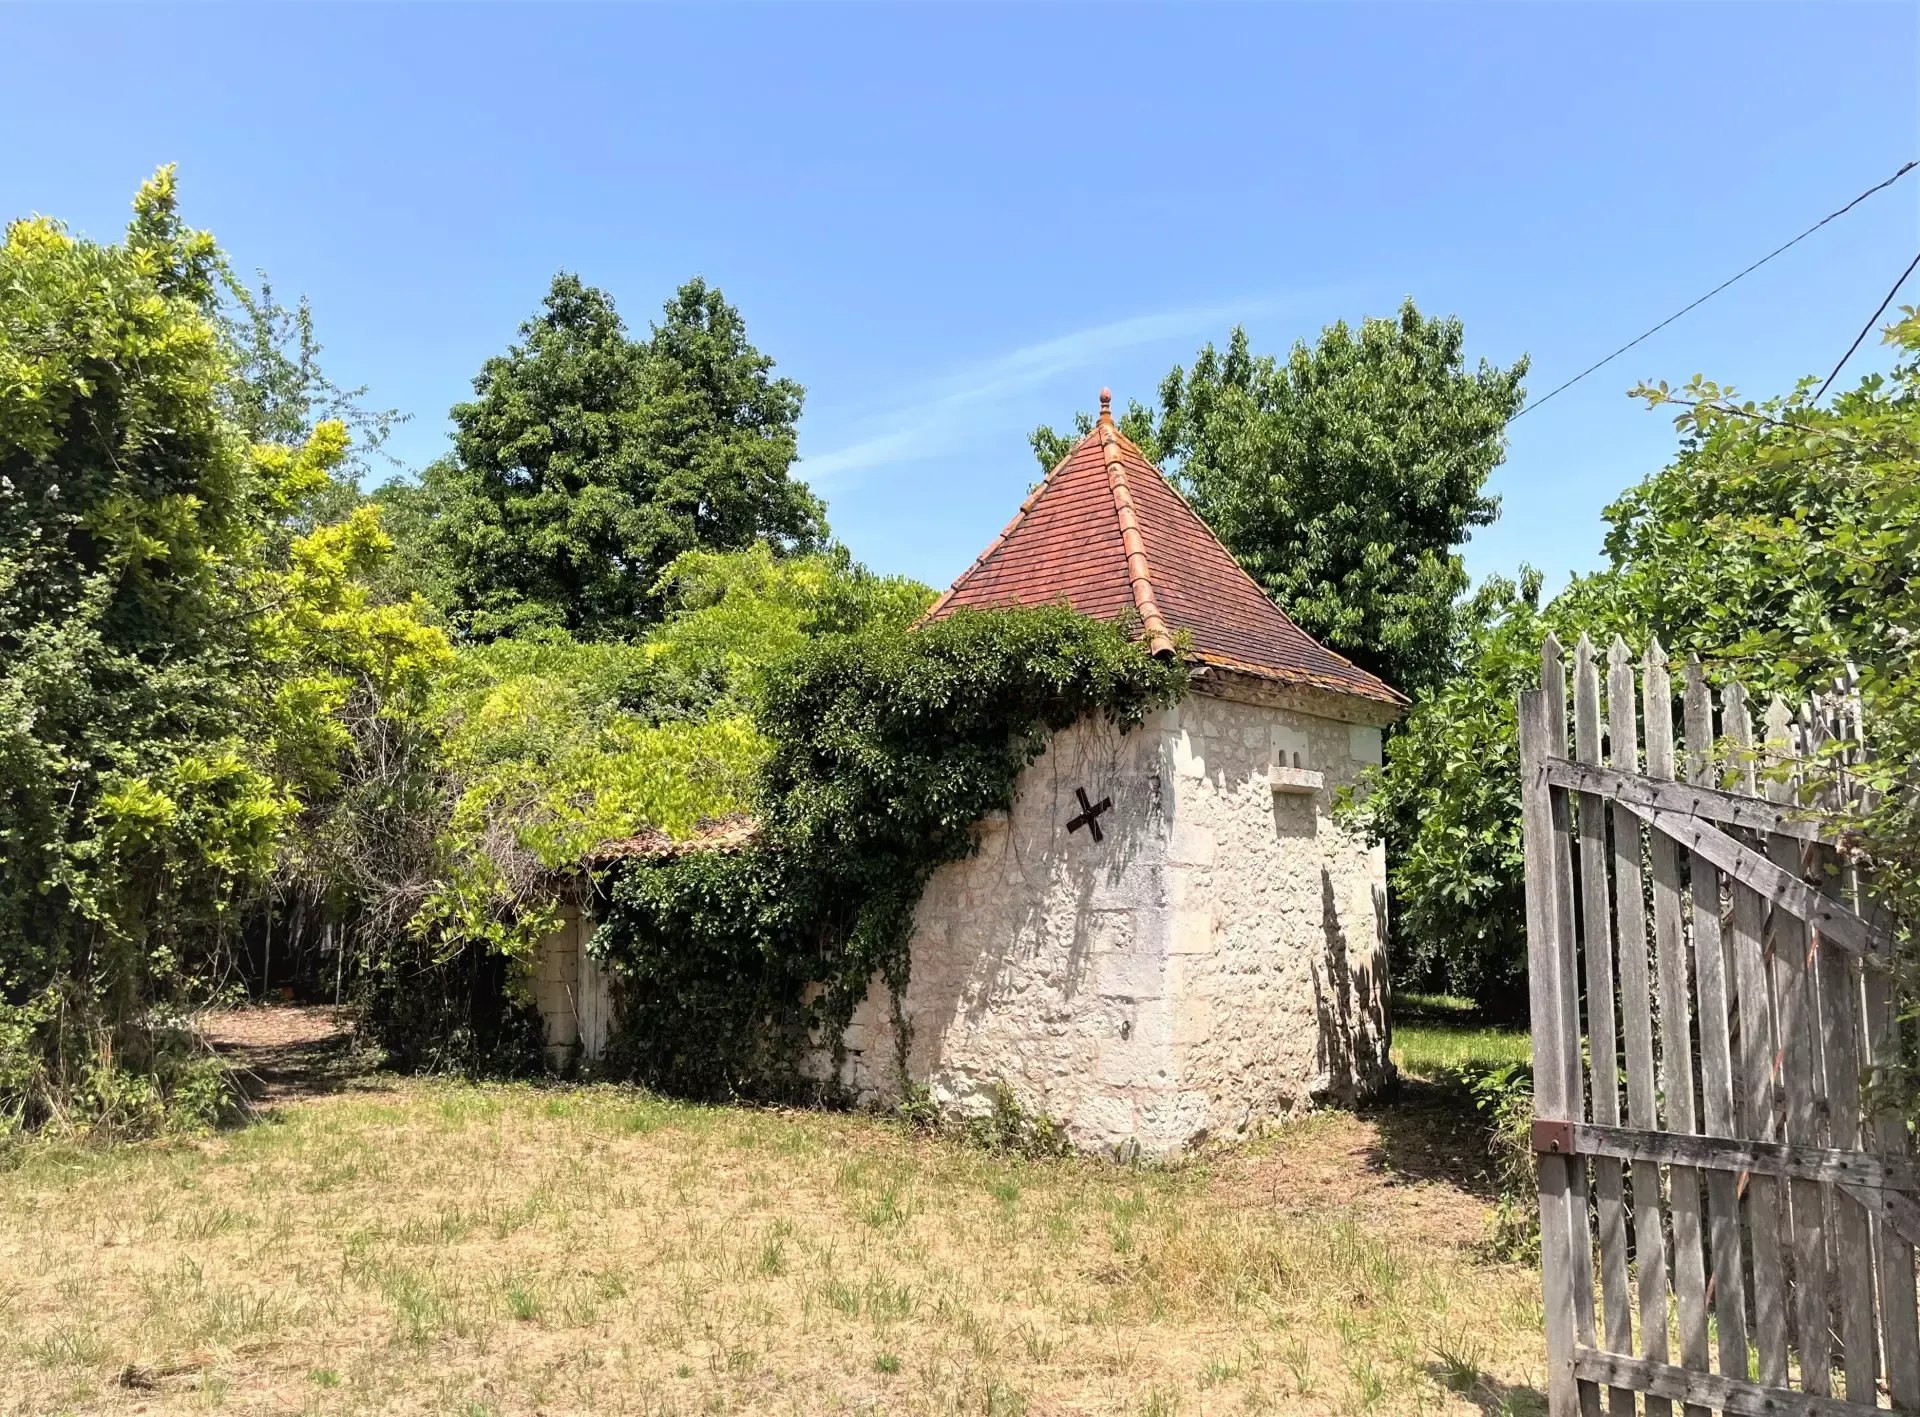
1523;685;1591;1417
1767;695;1834;1397
1861;885;1920;1400
1575;638;1635;1415
1645;642;1713;1410
1723;680;1792;1388
1829;681;1918;1405
1557;1123;1920;1190
1608;638;1672;1417
1685;659;1753;1380
1543;757;1830;841
1804;702;1876;1405
1638;805;1893;957
1542;638;1604;1417
1571;1347;1910;1417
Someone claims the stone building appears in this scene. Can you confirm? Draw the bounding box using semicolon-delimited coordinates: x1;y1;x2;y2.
536;393;1405;1155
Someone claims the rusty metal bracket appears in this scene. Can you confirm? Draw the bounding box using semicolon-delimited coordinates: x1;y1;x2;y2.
1531;1118;1576;1156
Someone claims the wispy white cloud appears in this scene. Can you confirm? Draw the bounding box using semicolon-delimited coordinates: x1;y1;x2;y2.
800;297;1301;485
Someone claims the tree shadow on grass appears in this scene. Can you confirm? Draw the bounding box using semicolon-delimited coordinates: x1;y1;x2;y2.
202;1005;379;1110
1356;1072;1502;1203
1421;1364;1548;1416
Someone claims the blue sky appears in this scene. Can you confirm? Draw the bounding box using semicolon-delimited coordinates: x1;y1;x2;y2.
4;3;1916;597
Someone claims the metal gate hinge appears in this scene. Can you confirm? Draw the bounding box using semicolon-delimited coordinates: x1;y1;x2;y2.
1531;1119;1576;1155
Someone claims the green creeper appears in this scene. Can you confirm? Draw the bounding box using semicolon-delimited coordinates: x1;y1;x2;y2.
412;274;828;640
594;604;1187;1098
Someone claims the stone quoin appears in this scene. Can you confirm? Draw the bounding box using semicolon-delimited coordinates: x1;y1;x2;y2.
536;390;1407;1155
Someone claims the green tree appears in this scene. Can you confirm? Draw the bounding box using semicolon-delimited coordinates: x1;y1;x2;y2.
416;274;828;641
321;542;927;1069
1158;306;1526;699
1350;313;1920;1016
1339;571;1548;1015
221;273;407;504
1;173;244;1021
1027;397;1160;473
1620;329;1920;1114
637;544;933;721
0;169;447;1128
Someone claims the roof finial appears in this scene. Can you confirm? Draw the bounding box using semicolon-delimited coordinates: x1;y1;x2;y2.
1098;388;1113;425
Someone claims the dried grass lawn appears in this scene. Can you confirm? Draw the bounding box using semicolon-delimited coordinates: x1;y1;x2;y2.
1;1022;1546;1416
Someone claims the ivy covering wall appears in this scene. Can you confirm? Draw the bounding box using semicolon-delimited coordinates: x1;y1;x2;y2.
590;605;1188;1098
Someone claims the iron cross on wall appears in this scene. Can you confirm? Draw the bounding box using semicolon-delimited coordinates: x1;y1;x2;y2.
1067;787;1113;843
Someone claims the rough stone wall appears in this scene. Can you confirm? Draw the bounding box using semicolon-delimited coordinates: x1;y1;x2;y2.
835;710;1184;1149
1159;689;1392;1142
833;680;1393;1155
535;678;1394;1148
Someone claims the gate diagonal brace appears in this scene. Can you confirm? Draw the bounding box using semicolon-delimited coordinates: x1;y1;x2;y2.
1538;756;1894;956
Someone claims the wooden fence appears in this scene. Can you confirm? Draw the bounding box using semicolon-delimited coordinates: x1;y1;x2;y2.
1522;633;1918;1416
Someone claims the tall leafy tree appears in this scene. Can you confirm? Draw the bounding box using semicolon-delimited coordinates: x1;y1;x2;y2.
1027;397;1159;474
1349;315;1920;1016
1157;304;1526;699
0;169;447;1125
416;274;827;641
1341;570;1548;1014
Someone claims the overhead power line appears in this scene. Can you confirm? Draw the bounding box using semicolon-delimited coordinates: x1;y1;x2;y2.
1812;248;1920;405
1510;158;1918;422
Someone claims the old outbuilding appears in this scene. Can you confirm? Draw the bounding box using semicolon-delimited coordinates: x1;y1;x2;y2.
537;392;1405;1154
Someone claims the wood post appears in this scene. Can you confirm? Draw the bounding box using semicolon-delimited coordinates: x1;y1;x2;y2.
1522;685;1593;1417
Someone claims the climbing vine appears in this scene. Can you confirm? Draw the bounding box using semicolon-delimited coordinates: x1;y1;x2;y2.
590;605;1188;1097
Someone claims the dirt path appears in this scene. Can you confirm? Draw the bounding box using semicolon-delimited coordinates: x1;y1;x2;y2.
198;1004;372;1104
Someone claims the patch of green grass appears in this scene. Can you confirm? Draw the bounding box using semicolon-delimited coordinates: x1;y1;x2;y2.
504;1278;543;1321
816;1275;858;1316
1397;991;1478;1014
1392;994;1529;1080
1199;1355;1241;1388
174;1204;243;1241
861;1183;913;1228
1140;1385;1180;1416
1344;1350;1388;1410
1433;1329;1484;1392
1281;1337;1315;1395
1017;1321;1056;1363
865;1275;915;1322
31;1321;107;1367
381;1265;466;1343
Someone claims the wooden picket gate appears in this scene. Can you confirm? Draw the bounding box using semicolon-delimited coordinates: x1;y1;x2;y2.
1521;633;1920;1416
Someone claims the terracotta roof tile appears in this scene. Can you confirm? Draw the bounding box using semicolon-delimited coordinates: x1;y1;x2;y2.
924;392;1406;707
590;814;761;863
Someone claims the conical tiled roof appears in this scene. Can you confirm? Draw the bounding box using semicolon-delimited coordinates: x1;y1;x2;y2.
922;392;1406;707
